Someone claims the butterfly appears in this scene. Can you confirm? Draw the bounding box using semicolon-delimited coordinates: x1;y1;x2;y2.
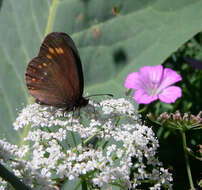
25;32;89;112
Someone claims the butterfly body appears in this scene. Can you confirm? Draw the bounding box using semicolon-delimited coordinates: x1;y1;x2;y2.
25;32;88;111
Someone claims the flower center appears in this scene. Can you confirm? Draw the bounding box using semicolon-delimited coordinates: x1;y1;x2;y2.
147;81;162;95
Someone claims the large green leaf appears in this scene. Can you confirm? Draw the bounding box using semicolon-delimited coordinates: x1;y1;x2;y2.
0;0;202;144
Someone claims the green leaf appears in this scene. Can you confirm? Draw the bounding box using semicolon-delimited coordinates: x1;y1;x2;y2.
61;178;82;190
1;0;202;144
101;183;123;190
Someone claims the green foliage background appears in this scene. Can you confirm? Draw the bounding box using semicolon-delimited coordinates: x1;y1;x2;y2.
0;0;202;189
1;0;202;144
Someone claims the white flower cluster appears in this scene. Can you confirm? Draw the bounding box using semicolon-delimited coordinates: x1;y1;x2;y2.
1;98;173;189
0;140;55;190
0;178;6;190
0;139;28;162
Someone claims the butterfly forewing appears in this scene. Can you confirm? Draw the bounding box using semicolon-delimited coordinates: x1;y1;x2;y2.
25;32;86;109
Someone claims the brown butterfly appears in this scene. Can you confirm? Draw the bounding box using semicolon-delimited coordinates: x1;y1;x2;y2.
25;32;88;112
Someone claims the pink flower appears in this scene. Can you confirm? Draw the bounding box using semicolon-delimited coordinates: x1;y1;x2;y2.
124;65;182;104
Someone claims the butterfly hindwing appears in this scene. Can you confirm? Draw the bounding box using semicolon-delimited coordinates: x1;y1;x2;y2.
25;32;85;109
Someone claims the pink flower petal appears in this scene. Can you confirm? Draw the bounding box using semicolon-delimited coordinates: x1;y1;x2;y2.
133;89;158;104
158;86;182;103
140;65;163;84
159;68;182;90
124;72;140;89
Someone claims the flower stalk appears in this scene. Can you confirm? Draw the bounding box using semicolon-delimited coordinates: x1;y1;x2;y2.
154;111;202;190
181;131;195;190
0;163;32;190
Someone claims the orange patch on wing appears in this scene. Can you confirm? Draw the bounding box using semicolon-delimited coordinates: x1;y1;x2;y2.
38;65;42;69
32;78;36;82
55;47;64;54
46;54;52;59
58;47;64;54
48;47;55;54
42;62;48;67
55;48;60;54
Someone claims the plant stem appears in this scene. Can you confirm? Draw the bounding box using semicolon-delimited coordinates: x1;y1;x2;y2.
81;178;88;190
0;163;32;190
181;131;195;189
186;147;202;161
71;131;77;148
83;127;102;145
138;105;148;114
71;128;103;152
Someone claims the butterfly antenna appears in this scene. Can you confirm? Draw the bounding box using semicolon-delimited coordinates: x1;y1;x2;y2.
85;93;113;98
